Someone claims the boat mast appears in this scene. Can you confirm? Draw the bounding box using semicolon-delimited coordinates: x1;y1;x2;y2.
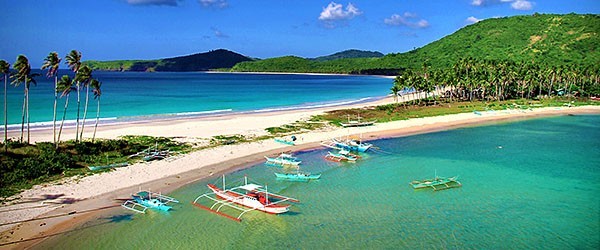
265;184;269;205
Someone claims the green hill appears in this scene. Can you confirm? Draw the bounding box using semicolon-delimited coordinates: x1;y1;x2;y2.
232;13;599;74
85;49;253;72
311;49;384;62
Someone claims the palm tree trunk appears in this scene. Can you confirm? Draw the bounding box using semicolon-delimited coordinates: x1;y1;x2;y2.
26;86;30;143
57;95;70;147
80;84;90;141
20;89;26;143
53;76;57;146
3;75;7;151
75;82;80;142
92;97;100;142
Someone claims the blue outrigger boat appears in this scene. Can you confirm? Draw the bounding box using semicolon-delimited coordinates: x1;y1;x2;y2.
275;135;297;146
275;172;321;181
121;191;179;213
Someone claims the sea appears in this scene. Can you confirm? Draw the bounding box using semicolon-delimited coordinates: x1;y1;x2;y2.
2;70;392;130
35;114;600;249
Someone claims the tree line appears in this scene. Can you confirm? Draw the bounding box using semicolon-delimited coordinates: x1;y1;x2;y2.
1;50;103;150
391;58;600;104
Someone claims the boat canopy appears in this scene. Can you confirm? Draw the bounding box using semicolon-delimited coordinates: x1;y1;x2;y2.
239;183;262;191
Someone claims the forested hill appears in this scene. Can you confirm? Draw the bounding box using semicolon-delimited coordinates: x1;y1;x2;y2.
231;14;599;75
85;49;252;72
311;49;384;62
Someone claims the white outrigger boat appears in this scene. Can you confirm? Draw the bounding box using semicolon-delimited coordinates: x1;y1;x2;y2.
264;153;301;166
321;137;372;153
339;114;375;128
192;175;299;222
325;149;361;162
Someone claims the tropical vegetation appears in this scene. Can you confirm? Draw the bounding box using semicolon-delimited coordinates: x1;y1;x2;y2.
232;14;599;75
84;49;252;72
1;136;192;198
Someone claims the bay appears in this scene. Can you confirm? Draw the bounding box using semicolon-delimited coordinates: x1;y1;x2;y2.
36;114;600;249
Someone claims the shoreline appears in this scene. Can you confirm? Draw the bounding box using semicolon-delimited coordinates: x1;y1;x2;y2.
1;101;599;248
3;95;389;135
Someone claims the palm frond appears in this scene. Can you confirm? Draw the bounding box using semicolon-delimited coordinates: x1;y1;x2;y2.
65;50;82;72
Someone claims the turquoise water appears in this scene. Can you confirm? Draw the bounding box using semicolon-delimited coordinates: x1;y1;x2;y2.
3;71;391;129
36;115;600;249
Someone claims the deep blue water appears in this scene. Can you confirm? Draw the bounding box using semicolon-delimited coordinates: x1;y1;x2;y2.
37;115;600;249
2;70;391;129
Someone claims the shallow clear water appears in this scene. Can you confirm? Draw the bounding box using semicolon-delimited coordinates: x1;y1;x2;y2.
3;71;391;128
37;115;600;249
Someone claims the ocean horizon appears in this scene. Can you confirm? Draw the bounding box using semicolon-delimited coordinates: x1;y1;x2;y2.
2;70;391;130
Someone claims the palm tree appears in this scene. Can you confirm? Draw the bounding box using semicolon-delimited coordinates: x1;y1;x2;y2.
56;75;74;145
11;55;38;143
41;52;61;145
90;79;102;142
0;60;10;149
65;50;82;141
75;65;92;141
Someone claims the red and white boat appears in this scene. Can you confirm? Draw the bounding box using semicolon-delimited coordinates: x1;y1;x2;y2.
192;175;299;221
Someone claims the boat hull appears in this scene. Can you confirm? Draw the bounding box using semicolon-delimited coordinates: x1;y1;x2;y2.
275;173;321;181
207;184;290;214
264;156;301;166
133;197;172;211
333;139;372;152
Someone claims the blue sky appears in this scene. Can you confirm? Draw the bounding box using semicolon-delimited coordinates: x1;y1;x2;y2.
0;0;598;67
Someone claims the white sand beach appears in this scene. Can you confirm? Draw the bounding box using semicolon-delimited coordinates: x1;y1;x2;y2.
1;97;599;248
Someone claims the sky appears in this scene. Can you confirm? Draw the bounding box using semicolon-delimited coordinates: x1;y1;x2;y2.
0;0;598;67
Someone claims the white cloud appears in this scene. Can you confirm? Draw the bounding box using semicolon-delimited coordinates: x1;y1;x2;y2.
511;0;533;10
211;27;229;38
471;0;533;10
465;16;482;24
318;2;362;21
384;12;429;29
126;0;180;6
198;0;228;9
471;0;512;6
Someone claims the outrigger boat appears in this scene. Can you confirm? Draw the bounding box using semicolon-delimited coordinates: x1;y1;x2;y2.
192;175;299;222
121;191;180;214
274;136;297;146
321;137;372;152
339;114;375;128
410;172;462;191
325;149;360;162
264;153;301;166
87;162;129;171
275;172;321;181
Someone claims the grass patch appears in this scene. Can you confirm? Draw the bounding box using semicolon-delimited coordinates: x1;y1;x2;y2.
1;136;192;198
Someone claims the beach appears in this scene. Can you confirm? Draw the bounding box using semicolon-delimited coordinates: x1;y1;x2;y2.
1;97;599;248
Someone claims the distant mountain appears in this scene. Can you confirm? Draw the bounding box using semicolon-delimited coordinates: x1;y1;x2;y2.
85;49;253;72
232;13;599;75
311;49;384;62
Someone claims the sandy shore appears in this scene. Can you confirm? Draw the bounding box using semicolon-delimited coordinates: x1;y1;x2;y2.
1;97;599;248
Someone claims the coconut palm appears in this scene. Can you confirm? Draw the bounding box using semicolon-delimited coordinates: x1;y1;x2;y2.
0;60;10;149
11;55;38;143
75;65;92;141
56;75;74;145
41;52;61;145
65;50;82;141
90;79;102;142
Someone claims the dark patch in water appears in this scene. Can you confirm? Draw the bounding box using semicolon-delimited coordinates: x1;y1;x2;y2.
105;214;134;223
